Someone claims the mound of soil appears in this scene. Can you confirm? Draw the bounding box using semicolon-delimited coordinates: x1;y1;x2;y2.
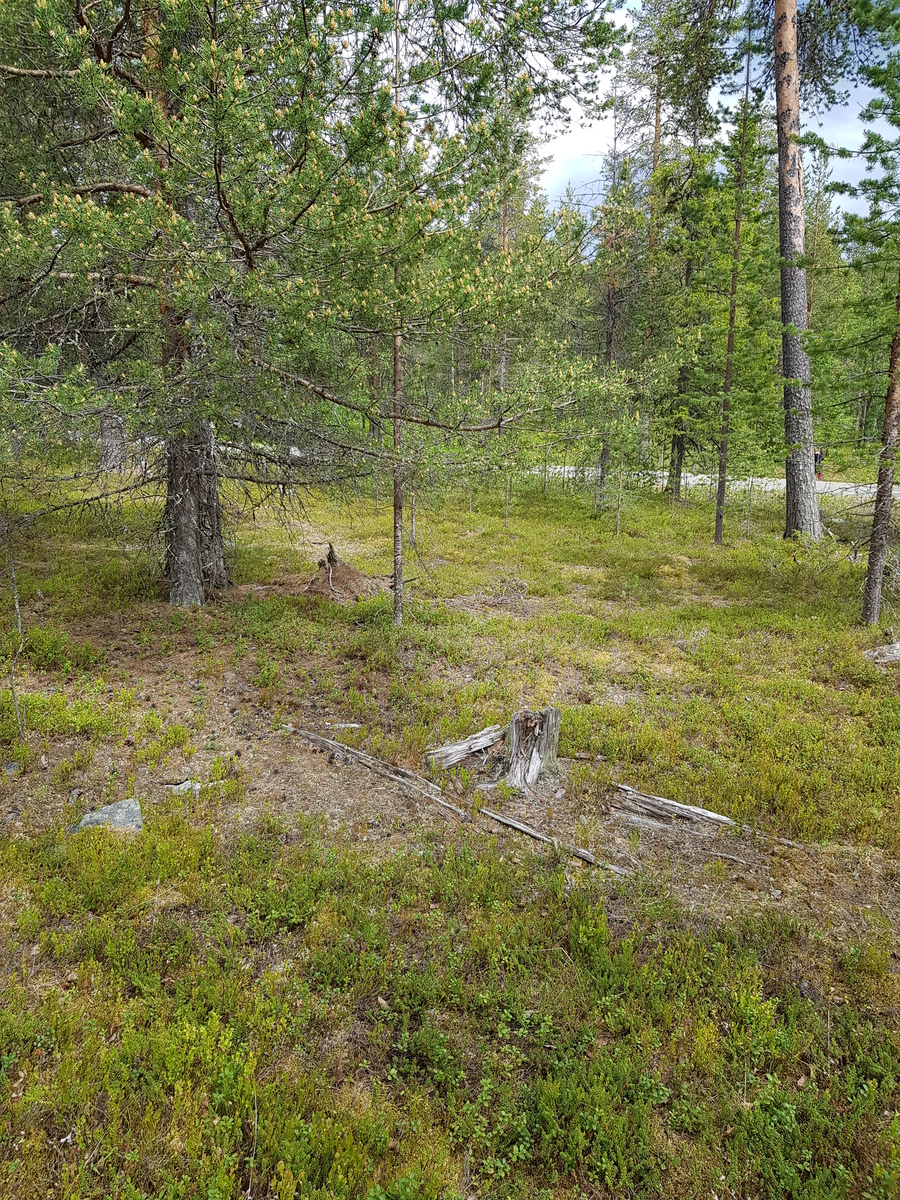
304;545;387;604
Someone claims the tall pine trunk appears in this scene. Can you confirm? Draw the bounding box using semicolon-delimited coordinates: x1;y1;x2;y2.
715;16;752;545
145;2;227;604
198;420;229;589
861;279;900;625
774;0;822;539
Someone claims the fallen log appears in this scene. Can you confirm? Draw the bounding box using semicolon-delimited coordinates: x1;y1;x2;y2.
506;707;561;789
294;727;623;874
865;641;900;665
610;782;735;826
425;725;505;769
478;807;627;874
295;728;467;820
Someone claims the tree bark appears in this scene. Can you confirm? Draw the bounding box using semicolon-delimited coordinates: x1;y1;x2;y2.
715;15;752;546
100;412;127;472
668;423;685;500
392;274;404;628
862;280;900;625
164;420;228;601
166;430;204;606
774;0;822;539
198;419;229;589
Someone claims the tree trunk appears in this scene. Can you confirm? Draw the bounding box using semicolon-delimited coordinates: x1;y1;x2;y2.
166;431;204;606
165;420;228;602
392;277;404;628
862;280;900;625
774;0;822;540
597;440;612;511
198;419;229;589
668;424;685;500
100;412;127;472
715;16;752;546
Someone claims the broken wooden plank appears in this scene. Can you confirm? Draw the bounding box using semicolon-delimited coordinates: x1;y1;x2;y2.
610;782;735;826
425;724;505;769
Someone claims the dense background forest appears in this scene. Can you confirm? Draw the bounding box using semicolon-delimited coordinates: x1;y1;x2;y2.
2;0;900;615
3;0;900;1198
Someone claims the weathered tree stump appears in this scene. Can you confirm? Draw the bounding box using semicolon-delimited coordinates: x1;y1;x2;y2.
505;707;560;790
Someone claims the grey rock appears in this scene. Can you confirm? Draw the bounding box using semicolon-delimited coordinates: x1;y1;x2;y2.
75;798;143;833
4;761;21;776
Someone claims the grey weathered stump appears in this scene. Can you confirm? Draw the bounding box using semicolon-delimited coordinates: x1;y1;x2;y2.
506;707;561;790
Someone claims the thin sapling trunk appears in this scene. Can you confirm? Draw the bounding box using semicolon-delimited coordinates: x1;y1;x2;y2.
862;276;900;624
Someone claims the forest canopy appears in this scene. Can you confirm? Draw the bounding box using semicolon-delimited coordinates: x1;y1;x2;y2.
0;0;898;617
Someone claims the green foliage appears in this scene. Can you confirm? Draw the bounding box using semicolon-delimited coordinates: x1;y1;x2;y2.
20;626;103;676
0;686;131;749
1;816;898;1197
133;712;196;769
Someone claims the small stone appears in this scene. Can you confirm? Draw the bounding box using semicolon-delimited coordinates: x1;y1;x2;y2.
40;755;48;770
377;996;390;1011
4;762;20;777
74;797;143;833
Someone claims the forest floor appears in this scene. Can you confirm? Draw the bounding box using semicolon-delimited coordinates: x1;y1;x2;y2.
2;483;899;1199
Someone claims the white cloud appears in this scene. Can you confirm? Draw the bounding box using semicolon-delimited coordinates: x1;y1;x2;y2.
537;84;882;216
540;114;616;204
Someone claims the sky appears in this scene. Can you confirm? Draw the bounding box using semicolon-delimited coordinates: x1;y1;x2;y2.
537;86;878;215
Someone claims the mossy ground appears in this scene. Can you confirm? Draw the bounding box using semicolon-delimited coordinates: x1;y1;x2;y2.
1;480;899;1198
